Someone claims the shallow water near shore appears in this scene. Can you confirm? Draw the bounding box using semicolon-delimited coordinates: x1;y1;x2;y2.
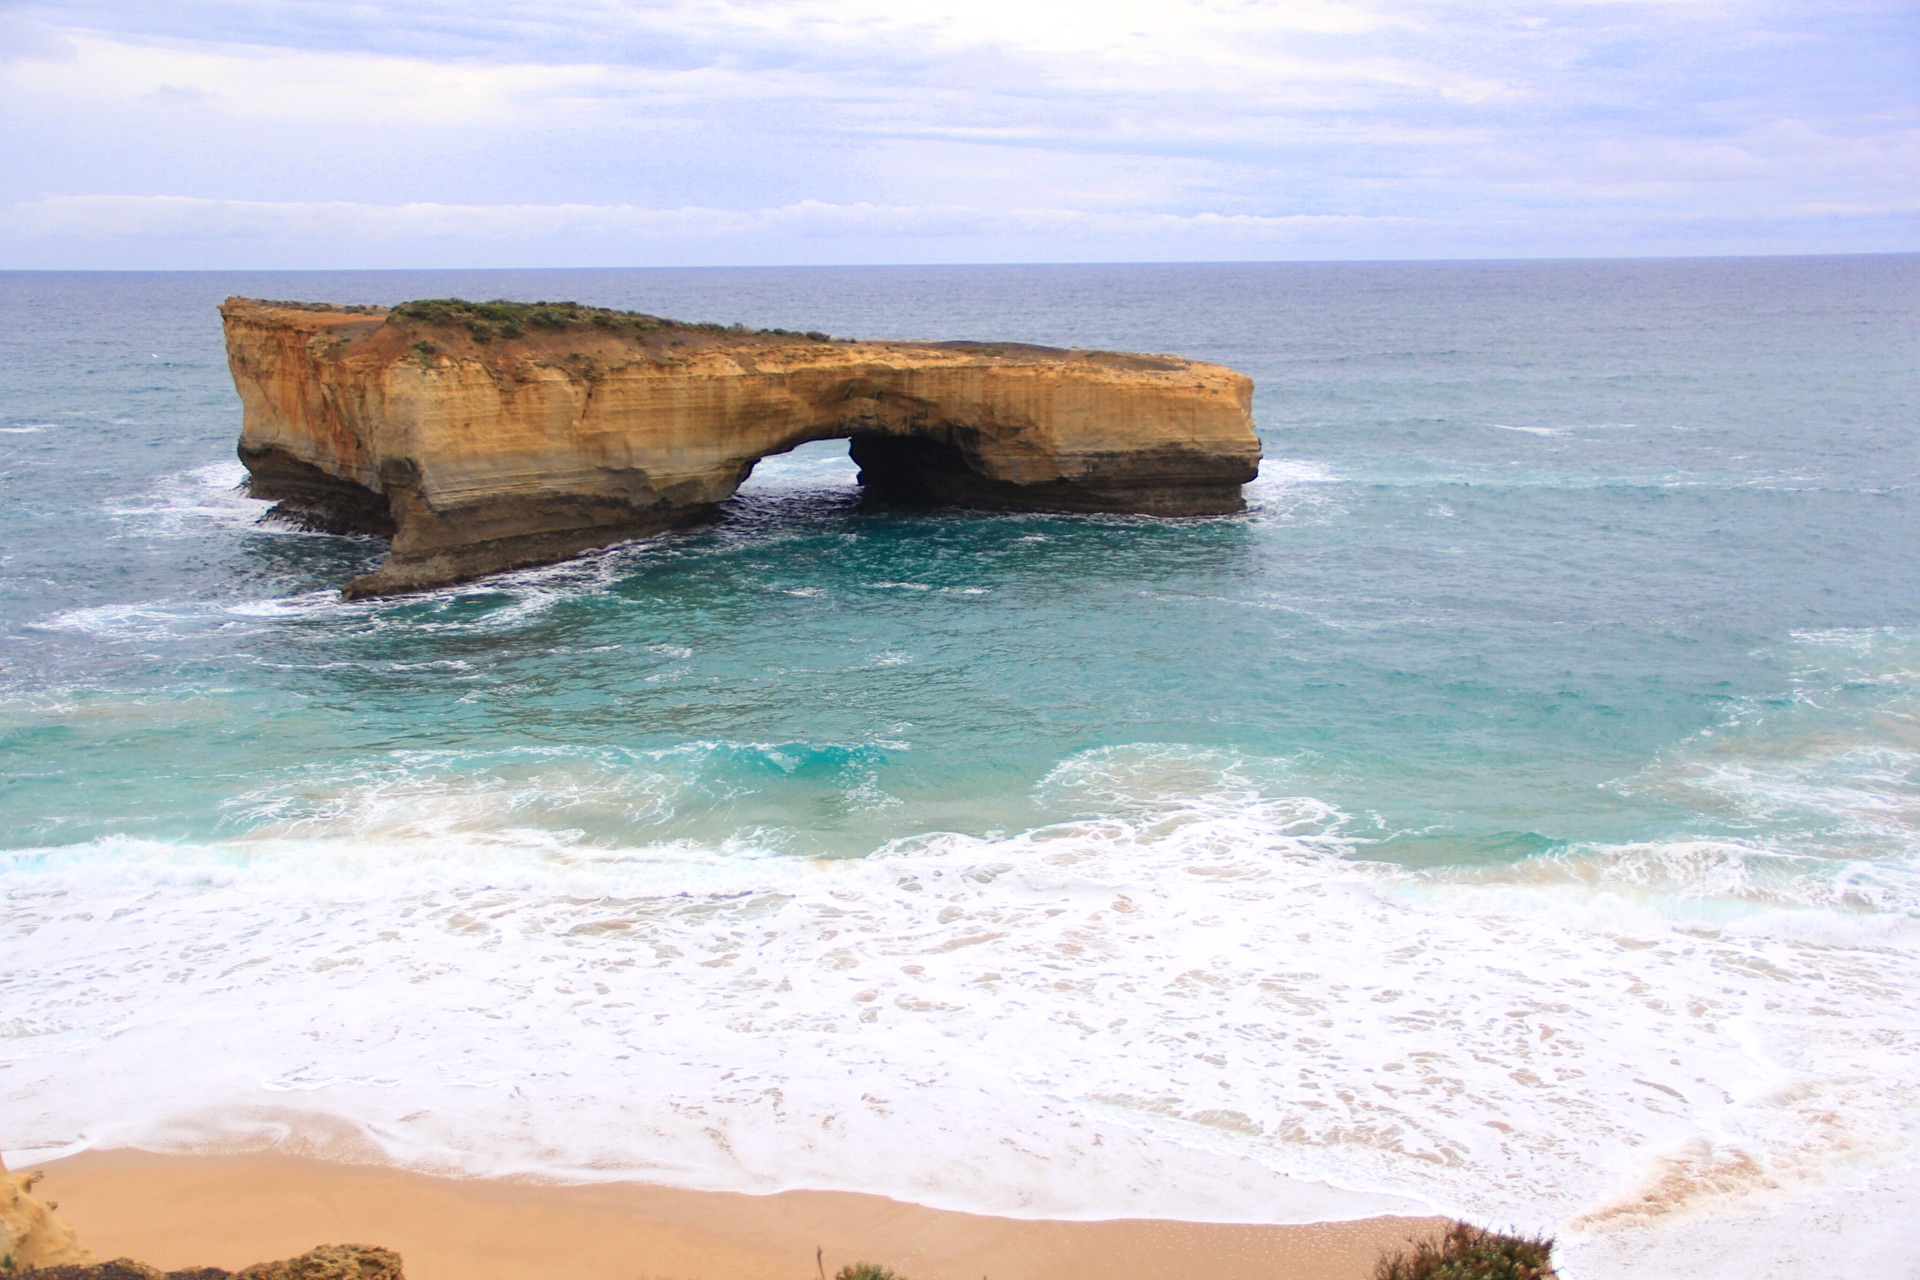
2;259;1918;1278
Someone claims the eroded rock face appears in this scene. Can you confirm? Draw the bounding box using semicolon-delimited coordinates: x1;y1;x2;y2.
222;299;1262;597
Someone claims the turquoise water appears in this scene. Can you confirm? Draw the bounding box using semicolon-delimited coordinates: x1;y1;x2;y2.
3;259;1918;1276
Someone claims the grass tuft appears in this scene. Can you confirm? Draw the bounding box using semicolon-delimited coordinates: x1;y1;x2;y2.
1373;1222;1556;1280
833;1265;902;1280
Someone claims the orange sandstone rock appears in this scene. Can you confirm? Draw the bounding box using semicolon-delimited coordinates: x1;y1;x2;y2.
1;1155;92;1271
221;299;1262;597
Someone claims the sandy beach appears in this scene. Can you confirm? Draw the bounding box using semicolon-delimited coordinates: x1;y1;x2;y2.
37;1149;1445;1280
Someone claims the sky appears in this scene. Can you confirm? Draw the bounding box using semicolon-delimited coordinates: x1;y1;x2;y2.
1;0;1915;268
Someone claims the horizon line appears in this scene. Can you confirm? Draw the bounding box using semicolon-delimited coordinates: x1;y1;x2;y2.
3;249;1916;275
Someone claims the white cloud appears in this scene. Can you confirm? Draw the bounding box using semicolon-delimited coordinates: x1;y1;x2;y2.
0;21;1490;133
1;34;724;127
2;193;1417;242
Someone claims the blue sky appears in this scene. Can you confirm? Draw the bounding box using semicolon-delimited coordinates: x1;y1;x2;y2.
1;0;1914;267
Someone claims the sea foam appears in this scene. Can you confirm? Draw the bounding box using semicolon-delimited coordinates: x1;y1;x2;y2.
3;741;1916;1280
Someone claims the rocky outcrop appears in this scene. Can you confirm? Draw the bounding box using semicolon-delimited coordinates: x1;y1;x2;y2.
2;1154;400;1280
222;299;1262;597
2;1156;91;1271
26;1244;403;1280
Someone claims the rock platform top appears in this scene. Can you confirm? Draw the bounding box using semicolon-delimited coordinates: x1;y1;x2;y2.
221;298;1262;597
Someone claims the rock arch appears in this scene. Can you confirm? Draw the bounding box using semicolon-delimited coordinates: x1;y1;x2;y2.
223;300;1262;598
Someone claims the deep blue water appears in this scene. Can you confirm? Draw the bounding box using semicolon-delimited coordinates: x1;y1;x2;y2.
4;258;1915;866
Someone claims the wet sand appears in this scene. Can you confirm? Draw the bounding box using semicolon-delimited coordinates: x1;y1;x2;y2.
38;1149;1446;1280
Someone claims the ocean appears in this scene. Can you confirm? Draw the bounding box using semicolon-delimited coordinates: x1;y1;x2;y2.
2;258;1916;1277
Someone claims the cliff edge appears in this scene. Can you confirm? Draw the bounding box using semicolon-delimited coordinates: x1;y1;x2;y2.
222;298;1262;597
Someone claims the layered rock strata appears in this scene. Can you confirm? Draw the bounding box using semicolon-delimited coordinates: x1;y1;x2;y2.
222;299;1262;597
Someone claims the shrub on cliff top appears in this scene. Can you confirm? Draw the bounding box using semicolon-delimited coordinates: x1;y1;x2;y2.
388;298;832;344
253;300;386;314
1373;1222;1556;1280
833;1265;902;1280
391;298;623;344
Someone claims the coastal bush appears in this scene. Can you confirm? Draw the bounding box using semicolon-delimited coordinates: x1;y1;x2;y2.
1372;1222;1556;1280
833;1265;902;1280
387;298;831;343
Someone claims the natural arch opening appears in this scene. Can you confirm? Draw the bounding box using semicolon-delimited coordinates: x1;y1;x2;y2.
724;432;1003;511
725;437;862;504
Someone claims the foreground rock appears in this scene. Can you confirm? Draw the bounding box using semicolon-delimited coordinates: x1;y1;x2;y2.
3;1156;91;1270
27;1244;403;1280
222;298;1262;597
3;1153;398;1280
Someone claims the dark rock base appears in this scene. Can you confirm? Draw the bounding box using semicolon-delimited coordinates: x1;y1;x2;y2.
239;446;395;539
849;435;1256;517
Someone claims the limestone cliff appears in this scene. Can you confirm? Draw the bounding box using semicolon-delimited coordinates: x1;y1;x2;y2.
222;298;1262;597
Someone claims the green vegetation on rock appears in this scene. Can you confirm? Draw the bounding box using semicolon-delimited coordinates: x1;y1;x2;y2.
388;298;831;345
253;300;386;315
1373;1222;1556;1280
833;1265;903;1280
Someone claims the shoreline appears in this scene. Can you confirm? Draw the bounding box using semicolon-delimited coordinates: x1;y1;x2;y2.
33;1149;1448;1280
